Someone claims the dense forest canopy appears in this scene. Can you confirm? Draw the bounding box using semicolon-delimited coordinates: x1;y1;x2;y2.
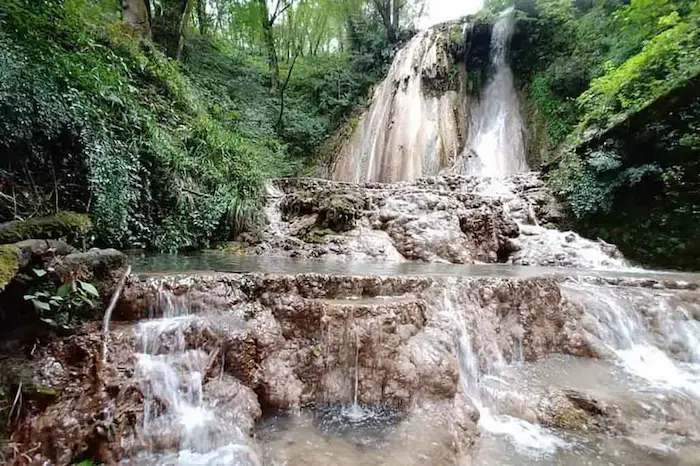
0;0;426;251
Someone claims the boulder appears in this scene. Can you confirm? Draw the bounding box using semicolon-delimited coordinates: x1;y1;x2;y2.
0;212;92;244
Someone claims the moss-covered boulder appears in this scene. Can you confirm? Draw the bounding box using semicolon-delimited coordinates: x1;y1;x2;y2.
0;212;92;244
317;194;362;233
0;244;21;291
280;191;317;218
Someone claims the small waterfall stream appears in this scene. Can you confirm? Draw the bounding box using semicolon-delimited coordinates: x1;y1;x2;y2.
460;7;528;176
564;284;700;399
134;291;260;465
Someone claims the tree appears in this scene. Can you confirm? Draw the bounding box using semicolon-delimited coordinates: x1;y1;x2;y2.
196;0;209;34
257;0;295;90
121;0;152;39
371;0;425;42
176;0;197;60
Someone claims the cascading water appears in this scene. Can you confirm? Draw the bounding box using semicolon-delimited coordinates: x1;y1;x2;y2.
459;7;528;176
133;291;260;465
563;283;700;399
331;27;468;182
440;284;570;458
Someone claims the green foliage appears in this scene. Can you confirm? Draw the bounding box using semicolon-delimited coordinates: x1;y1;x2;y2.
515;0;700;268
530;76;575;146
578;5;700;128
23;268;101;329
0;0;273;251
0;0;391;252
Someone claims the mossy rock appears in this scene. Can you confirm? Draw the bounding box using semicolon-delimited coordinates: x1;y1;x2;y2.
280;191;317;218
553;406;589;430
0;212;92;244
0;244;21;291
304;228;336;244
317;194;362;233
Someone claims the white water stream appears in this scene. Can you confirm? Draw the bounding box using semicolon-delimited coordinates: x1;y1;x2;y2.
460;7;528;175
133;291;260;465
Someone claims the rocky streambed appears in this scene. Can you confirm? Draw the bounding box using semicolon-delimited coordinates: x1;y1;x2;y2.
5;266;700;465
244;174;628;269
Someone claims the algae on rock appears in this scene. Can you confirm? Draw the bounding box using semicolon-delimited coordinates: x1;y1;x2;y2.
0;212;92;244
0;245;20;291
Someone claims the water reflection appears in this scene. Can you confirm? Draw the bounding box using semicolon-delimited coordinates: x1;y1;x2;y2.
127;250;700;283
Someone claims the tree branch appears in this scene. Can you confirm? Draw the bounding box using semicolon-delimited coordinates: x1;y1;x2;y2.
271;0;293;24
276;46;301;129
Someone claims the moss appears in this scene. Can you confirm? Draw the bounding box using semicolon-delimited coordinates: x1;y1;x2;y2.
0;212;92;244
0;245;20;291
304;228;336;244
280;191;317;218
318;194;361;233
553;406;589;430
216;241;247;255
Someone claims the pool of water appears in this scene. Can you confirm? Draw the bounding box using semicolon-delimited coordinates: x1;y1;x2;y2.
256;355;700;466
126;251;700;283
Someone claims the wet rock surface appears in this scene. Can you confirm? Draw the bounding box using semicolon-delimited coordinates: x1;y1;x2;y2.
252;174;628;269
3;272;589;464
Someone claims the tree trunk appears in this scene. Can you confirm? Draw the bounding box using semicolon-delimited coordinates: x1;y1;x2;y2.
277;47;301;129
374;0;395;43
392;0;400;37
258;0;280;90
176;0;196;61
196;0;208;35
263;19;280;90
152;0;187;57
121;0;152;39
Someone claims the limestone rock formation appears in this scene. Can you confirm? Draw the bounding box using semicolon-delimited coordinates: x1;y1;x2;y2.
254;174;628;268
4;272;591;463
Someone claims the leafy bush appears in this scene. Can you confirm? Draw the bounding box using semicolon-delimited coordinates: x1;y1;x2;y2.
0;1;392;252
23;268;101;330
0;0;275;251
578;11;700;128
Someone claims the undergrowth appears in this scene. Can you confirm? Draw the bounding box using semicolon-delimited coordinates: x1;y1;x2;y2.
0;0;391;251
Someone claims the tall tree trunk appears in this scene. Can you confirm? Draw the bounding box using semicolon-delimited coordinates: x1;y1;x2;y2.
392;0;400;37
121;0;152;39
374;0;395;43
258;0;280;90
262;18;280;90
176;0;196;61
196;0;208;35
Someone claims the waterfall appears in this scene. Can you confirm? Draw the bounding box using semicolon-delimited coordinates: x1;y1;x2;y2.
563;284;700;399
331;8;528;182
438;283;570;457
133;291;260;465
459;7;528;176
331;28;467;182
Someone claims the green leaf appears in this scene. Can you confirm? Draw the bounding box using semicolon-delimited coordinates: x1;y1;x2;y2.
78;281;100;298
40;317;58;327
80;296;95;308
57;283;71;298
33;300;51;312
33;268;47;277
